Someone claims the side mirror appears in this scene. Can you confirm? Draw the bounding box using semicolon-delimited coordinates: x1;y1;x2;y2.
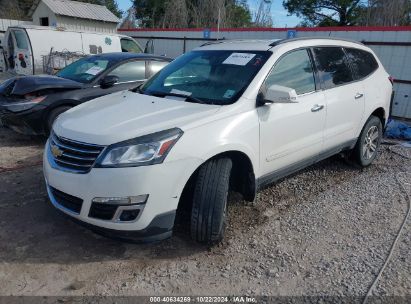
100;75;119;88
257;85;298;106
144;39;154;54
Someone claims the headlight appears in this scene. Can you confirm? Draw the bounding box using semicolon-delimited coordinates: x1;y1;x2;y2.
6;96;47;112
95;128;183;168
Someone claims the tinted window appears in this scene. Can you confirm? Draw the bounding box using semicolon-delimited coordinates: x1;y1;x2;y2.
345;48;378;79
149;60;168;76
108;60;146;82
313;47;353;89
265;49;315;95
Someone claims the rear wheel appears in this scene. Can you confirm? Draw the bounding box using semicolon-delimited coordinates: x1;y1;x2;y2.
352;115;382;167
46;106;72;135
190;158;232;244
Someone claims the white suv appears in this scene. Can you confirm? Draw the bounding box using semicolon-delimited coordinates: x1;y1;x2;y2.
44;38;393;244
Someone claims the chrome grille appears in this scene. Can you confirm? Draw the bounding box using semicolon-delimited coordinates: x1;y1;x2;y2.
49;132;105;174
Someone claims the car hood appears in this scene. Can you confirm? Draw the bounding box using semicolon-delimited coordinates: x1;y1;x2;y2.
0;75;83;97
54;90;221;145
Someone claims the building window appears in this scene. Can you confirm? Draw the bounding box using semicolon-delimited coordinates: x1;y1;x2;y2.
40;17;49;26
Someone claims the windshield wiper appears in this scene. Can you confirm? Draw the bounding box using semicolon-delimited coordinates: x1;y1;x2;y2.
130;83;144;93
149;91;205;104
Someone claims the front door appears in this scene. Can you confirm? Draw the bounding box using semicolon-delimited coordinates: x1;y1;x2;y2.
258;48;326;178
312;47;365;150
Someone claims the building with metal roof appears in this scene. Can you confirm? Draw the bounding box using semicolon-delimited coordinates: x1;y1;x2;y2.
29;0;120;33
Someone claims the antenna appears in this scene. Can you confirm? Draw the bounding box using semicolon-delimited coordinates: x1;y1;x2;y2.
254;0;273;27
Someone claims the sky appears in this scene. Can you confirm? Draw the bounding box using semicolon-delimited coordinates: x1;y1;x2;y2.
116;0;302;27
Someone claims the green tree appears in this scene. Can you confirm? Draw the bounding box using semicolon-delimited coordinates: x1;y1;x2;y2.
133;0;252;28
283;0;363;26
228;0;252;27
133;0;166;28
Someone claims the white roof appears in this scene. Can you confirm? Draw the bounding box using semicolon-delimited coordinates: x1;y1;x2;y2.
29;0;120;23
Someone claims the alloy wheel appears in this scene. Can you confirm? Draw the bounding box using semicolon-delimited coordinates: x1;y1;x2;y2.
362;125;379;160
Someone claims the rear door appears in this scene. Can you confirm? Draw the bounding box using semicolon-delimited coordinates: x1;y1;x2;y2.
258;48;326;178
6;29;33;75
312;47;364;151
344;47;380;121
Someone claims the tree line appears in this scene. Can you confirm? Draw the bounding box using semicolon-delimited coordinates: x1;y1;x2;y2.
0;0;410;27
133;0;410;28
133;0;253;28
284;0;411;27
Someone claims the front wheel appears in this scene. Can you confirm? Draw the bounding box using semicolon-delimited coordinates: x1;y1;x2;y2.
190;158;232;244
352;115;382;167
46;106;72;135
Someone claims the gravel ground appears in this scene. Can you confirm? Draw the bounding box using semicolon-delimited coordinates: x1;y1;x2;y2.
0;126;410;301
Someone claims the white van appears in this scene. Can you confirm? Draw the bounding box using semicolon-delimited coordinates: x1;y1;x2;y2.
4;25;144;75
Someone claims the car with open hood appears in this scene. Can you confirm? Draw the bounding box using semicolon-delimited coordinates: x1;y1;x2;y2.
44;38;393;244
0;52;171;135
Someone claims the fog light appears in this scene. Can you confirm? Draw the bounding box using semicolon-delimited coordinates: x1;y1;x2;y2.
92;194;148;205
119;209;140;222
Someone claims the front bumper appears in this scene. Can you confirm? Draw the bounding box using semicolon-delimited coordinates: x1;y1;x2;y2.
0;103;47;135
43;141;203;240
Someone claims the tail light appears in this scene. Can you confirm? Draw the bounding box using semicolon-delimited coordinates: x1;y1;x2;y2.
388;76;394;85
18;53;24;60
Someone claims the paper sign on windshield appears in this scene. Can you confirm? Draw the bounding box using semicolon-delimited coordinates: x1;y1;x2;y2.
223;53;256;66
85;66;104;75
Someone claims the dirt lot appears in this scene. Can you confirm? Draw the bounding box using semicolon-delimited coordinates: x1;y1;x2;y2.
0;126;410;300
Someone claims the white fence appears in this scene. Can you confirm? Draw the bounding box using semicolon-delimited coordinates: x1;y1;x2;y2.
119;26;411;120
0;19;32;32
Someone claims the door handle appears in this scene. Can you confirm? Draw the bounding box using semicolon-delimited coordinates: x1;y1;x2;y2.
311;104;324;112
355;93;364;99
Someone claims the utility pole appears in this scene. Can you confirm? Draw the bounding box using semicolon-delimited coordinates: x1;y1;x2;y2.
217;7;221;40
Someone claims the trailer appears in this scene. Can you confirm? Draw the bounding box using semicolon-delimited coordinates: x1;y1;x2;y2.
4;25;144;75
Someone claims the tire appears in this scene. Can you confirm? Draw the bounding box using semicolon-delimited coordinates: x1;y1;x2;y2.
191;157;232;244
46;106;72;135
352;115;382;167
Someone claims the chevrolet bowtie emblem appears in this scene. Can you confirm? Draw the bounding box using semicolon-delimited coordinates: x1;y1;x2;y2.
51;144;63;158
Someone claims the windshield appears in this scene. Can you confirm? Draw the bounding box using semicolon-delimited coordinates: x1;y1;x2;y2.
56;56;114;83
140;50;271;105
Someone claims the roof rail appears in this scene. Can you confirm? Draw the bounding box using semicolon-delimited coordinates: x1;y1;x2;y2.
269;36;364;47
200;39;277;47
200;39;227;47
